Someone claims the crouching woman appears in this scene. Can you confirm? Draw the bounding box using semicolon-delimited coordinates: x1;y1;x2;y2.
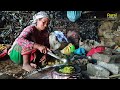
8;11;51;72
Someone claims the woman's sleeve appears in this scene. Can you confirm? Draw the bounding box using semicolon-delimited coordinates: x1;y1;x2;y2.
44;31;50;48
16;26;34;49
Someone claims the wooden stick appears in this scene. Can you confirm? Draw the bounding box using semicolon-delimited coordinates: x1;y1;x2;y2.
109;74;120;78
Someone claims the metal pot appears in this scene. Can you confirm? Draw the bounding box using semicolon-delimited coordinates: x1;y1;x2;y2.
51;65;77;79
51;71;72;79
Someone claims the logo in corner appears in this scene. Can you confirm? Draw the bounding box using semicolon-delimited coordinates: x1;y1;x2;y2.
107;13;117;19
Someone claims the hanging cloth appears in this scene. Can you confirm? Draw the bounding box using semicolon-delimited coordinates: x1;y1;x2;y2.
67;11;82;22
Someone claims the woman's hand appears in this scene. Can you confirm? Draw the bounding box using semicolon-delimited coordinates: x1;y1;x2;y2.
38;45;48;54
34;43;51;54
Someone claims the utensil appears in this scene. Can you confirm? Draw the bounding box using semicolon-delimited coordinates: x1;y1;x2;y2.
47;51;67;63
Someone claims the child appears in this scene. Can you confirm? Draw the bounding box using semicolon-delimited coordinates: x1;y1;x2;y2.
8;11;51;72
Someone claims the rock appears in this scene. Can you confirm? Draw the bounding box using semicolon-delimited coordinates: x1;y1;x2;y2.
104;38;116;47
87;63;110;77
112;20;120;30
0;72;3;76
97;61;120;74
110;55;120;63
92;53;111;63
99;37;105;46
50;14;54;19
113;31;120;36
79;40;93;51
103;31;114;39
103;47;113;55
89;76;109;79
113;36;120;46
98;21;114;37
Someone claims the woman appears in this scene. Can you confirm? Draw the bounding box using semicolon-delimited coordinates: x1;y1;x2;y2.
8;11;51;72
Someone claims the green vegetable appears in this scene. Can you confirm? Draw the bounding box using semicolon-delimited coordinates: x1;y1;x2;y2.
59;66;75;74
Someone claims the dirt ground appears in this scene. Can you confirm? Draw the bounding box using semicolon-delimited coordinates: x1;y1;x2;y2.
0;56;27;79
0;55;61;79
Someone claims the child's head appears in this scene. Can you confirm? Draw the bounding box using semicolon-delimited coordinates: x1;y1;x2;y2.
32;11;50;31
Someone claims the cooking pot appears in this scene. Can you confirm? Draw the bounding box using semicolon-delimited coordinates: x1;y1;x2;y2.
51;65;81;79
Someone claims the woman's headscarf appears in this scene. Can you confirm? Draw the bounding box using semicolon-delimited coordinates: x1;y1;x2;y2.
31;11;49;25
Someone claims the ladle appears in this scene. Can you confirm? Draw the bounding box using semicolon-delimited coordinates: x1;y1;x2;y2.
47;51;67;63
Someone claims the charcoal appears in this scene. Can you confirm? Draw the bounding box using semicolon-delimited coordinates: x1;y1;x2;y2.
0;11;117;46
79;20;100;42
0;11;36;44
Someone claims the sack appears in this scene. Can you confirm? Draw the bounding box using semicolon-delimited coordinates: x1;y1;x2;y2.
49;31;68;50
74;48;86;55
54;31;68;43
61;43;75;55
87;46;105;56
49;32;61;50
67;11;82;22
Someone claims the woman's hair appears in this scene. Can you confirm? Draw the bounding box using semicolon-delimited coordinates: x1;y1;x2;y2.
31;11;49;25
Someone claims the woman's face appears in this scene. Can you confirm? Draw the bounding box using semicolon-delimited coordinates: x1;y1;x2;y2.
36;17;50;31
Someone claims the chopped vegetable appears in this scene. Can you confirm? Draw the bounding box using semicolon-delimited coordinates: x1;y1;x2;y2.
59;66;75;74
